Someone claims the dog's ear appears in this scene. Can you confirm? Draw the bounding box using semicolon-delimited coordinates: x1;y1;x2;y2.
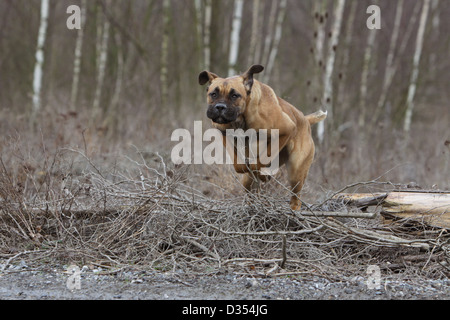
199;71;219;86
242;65;264;93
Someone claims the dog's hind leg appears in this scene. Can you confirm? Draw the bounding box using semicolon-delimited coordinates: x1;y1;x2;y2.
287;144;315;211
241;173;254;191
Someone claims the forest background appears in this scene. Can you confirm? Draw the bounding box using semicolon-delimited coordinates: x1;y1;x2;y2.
0;0;449;195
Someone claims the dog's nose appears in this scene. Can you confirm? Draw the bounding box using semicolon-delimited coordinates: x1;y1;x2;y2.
215;104;227;112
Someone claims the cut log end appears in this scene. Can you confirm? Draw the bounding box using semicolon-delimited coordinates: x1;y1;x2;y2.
335;191;450;229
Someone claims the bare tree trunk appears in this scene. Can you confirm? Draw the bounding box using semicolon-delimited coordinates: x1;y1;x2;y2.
228;0;244;76
160;0;170;106
261;1;278;69
194;0;202;66
358;24;378;128
203;0;212;71
247;0;261;67
104;31;124;140
70;0;87;113
428;0;440;79
404;0;431;133
308;0;328;117
396;2;422;62
372;1;421;126
375;0;404;122
318;0;346;144
31;0;50;123
195;0;212;71
263;0;287;84
92;6;110;124
313;0;328;68
336;0;357;118
253;0;265;65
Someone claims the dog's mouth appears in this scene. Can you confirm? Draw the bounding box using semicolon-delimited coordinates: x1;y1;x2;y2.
206;105;240;124
212;117;232;124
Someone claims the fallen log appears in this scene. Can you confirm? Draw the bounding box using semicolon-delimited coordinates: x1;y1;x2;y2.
382;192;450;229
298;211;377;219
334;193;388;209
1;202;378;220
335;192;450;229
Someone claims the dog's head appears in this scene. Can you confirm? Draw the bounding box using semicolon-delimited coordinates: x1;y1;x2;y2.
199;65;264;125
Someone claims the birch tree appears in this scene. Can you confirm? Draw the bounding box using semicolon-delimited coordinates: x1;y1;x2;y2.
372;1;421;125
375;0;404;120
336;0;357;112
428;0;440;78
358;19;378;127
194;0;203;70
247;0;261;67
203;0;212;71
228;0;244;76
194;0;212;70
70;0;87;112
404;0;431;133
104;31;124;139
318;0;346;143
194;0;212;105
160;0;170;105
263;0;288;84
253;0;266;65
261;1;279;69
31;0;50;120
313;0;328;68
309;0;328;117
194;0;202;49
92;6;110;122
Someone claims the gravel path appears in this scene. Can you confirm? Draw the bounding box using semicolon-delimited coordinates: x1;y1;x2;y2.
0;261;449;300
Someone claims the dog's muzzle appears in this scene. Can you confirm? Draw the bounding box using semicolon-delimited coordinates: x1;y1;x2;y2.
207;103;239;124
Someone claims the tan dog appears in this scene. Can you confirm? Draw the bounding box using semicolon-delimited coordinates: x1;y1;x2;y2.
199;65;326;210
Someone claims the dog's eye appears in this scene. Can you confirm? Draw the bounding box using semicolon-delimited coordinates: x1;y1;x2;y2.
210;92;218;99
231;93;240;100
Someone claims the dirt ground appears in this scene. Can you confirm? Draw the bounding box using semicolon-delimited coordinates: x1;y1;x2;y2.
0;262;449;300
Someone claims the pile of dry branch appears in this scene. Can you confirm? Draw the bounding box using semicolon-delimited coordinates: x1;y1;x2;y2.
0;149;449;280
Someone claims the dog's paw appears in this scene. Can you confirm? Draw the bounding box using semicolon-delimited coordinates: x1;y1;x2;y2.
290;198;302;211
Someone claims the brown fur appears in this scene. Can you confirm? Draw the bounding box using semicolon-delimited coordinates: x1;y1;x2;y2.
199;65;326;210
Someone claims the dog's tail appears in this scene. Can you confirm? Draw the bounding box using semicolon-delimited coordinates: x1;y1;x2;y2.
306;110;327;125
